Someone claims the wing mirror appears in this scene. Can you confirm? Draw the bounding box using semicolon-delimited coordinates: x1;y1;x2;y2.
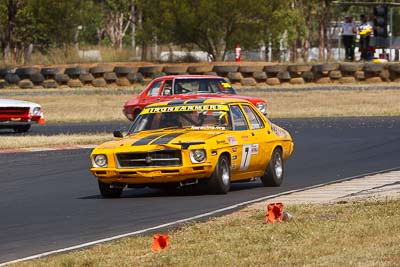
113;130;123;138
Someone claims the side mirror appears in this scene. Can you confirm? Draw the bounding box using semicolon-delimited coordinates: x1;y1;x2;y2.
113;130;123;138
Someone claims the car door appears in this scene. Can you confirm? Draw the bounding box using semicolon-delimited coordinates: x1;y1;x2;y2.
140;79;174;106
240;104;275;173
228;104;261;178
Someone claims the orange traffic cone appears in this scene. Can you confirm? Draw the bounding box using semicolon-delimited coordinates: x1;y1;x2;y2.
265;202;284;224
152;234;169;252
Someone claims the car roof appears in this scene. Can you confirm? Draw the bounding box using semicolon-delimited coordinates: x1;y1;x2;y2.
153;74;223;80
146;98;250;108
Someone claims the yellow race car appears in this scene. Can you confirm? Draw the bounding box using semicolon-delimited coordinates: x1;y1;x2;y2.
90;98;294;197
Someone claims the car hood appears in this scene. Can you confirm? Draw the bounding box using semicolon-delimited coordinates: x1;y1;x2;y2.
0;99;40;108
97;129;226;150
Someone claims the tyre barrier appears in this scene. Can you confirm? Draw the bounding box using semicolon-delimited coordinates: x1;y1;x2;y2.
1;62;400;89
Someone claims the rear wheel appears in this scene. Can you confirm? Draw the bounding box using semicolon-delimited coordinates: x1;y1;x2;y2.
98;180;123;198
261;148;284;186
208;155;231;194
13;125;30;133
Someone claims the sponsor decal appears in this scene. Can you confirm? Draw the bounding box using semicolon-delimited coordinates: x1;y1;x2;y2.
240;145;251;171
232;164;237;170
232;147;238;152
191;125;226;130
241;135;248;139
216;140;228;145
232;155;238;160
143;104;229;114
271;123;287;138
227;136;238;145
221;82;231;88
250;144;259;155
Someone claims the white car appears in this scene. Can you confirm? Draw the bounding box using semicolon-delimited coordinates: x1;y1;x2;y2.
0;99;45;133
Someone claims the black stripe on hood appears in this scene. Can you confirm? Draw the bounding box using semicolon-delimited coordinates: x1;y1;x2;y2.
133;134;164;146
151;132;184;145
185;98;208;104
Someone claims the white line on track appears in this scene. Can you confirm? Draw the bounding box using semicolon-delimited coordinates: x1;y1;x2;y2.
1;166;399;266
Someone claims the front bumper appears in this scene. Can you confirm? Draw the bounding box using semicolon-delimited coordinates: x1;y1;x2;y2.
91;164;214;184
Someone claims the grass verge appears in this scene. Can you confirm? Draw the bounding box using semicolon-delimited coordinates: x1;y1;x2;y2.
12;198;400;267
2;89;400;123
0;133;111;149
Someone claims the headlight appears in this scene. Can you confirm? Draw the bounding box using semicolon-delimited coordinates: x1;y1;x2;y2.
190;149;206;163
32;107;41;115
93;154;108;167
256;103;266;115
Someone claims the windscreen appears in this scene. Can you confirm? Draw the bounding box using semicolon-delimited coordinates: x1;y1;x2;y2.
129;105;232;132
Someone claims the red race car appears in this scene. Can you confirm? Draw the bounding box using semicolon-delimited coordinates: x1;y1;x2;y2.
123;75;267;121
0;98;45;133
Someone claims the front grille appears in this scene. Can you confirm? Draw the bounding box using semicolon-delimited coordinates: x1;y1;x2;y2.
117;149;182;168
0;107;29;116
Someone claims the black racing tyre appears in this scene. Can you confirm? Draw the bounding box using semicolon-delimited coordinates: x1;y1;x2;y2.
364;63;384;73
253;71;267;81
65;67;86;78
263;65;286;74
79;73;94;83
98;180;123;198
139;66;163;77
339;63;361;73
92;78;107;87
67;79;83;88
261;148;284;186
212;65;239;74
0;80;9;88
277;71;291;81
208;154;231;194
30;73;45;85
329;70;342;80
241;77;256;86
127;72;144;83
89;65;112;75
0;68;14;79
227;72;243;82
239;65;263;73
54;74;70;84
287;64;312;73
163;66;188;74
114;66;138;76
14;125;31;133
388;63;400;74
302;71;314;82
104;72;117;82
16;67;39;79
42;79;58;88
313;63;340;73
41;67;60;78
18;79;34;89
5;73;20;84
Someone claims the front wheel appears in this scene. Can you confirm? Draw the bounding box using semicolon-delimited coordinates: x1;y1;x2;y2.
98;180;123;198
261;148;284;186
208;155;231;194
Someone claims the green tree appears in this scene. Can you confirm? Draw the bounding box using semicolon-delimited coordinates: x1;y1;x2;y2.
141;0;268;61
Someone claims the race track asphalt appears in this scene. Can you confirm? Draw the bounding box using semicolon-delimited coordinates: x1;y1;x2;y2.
1;117;400;263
